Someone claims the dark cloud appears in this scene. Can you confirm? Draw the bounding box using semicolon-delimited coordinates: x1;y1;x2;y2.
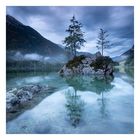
79;7;112;29
6;6;134;57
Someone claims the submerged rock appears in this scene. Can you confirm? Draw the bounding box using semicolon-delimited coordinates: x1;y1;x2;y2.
6;91;19;112
6;84;50;113
59;52;114;76
16;89;33;104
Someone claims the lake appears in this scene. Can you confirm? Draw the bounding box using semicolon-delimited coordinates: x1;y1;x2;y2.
6;70;134;134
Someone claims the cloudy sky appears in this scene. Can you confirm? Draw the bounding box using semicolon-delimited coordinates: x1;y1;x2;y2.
7;6;134;57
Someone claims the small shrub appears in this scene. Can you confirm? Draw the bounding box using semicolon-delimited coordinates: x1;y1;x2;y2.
90;56;113;71
66;55;86;69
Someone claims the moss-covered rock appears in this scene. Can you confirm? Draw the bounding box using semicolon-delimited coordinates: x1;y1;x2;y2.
66;55;86;69
59;52;114;76
90;56;113;72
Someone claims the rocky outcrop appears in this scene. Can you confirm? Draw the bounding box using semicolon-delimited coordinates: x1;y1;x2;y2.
59;52;114;76
6;84;51;113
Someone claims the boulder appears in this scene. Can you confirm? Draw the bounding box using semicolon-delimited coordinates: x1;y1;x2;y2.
6;91;19;112
82;67;94;75
94;69;104;75
16;89;33;104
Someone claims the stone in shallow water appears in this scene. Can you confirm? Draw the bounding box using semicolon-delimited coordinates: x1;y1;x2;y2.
6;84;50;113
30;85;41;93
6;92;19;112
16;89;33;104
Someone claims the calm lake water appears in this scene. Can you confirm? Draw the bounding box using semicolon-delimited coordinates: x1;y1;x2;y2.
6;70;134;134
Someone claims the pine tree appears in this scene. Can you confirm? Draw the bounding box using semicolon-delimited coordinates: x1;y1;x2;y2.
64;16;86;57
96;28;111;56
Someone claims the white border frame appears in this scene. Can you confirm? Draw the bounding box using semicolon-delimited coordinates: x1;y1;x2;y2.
0;0;139;140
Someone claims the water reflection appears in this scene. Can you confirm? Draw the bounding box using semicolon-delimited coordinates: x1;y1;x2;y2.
63;75;114;94
91;77;114;118
65;87;85;127
64;76;114;121
98;96;109;119
6;72;134;133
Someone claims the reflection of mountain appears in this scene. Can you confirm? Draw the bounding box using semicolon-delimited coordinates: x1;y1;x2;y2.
63;75;114;94
6;15;68;71
65;87;85;127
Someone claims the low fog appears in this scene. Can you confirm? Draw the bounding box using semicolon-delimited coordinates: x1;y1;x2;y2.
7;51;68;64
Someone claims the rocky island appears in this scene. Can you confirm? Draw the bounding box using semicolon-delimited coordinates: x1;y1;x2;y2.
59;52;114;76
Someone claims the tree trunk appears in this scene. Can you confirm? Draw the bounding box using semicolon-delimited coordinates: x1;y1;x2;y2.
102;45;103;56
74;49;76;56
74;43;76;57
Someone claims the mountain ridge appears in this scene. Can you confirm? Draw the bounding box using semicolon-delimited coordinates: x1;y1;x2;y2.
6;15;65;57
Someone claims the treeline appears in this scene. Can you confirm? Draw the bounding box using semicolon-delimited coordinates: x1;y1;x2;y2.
6;60;64;72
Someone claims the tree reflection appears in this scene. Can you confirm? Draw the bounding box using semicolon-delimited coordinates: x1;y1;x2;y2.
91;76;114;118
65;87;85;127
64;75;114;119
63;75;114;94
91;76;114;95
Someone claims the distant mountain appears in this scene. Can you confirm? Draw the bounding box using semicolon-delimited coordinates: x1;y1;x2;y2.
57;44;65;49
6;15;69;71
122;45;134;56
112;55;127;62
113;45;134;67
57;44;95;59
77;51;95;57
6;15;67;59
124;45;134;66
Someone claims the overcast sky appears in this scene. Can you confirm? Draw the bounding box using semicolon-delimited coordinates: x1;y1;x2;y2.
7;6;134;57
